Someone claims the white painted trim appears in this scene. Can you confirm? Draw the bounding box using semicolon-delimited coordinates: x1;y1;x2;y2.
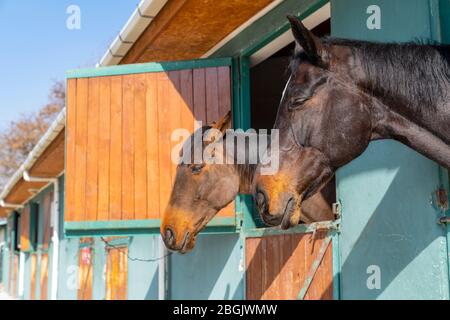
0;109;66;206
249;3;331;67
158;239;167;300
50;179;60;300
98;0;168;67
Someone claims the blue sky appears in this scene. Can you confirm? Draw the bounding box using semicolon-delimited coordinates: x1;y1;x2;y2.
0;1;139;129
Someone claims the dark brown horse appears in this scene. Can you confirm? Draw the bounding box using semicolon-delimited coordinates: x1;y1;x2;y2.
255;16;450;230
161;112;334;253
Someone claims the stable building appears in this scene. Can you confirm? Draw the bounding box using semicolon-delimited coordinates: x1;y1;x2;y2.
1;0;449;300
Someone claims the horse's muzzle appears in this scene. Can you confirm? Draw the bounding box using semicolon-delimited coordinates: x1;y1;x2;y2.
161;227;191;253
256;187;295;228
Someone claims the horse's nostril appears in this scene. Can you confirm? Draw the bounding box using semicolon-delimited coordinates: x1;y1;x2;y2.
164;227;176;247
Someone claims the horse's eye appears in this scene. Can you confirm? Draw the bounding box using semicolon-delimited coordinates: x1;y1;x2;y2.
288;97;309;111
191;165;204;175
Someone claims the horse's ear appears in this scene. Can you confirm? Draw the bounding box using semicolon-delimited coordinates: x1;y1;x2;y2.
287;15;327;67
212;111;232;135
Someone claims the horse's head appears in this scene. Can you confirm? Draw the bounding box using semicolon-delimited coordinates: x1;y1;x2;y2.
255;16;373;229
161;112;239;253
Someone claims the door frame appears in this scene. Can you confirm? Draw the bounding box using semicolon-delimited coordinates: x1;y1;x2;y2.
218;0;340;300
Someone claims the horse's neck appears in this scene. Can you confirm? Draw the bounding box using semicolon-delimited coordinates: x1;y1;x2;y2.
224;134;261;194
349;44;450;143
373;98;450;169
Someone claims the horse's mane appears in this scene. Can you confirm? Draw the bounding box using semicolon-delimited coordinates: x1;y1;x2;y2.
292;38;450;117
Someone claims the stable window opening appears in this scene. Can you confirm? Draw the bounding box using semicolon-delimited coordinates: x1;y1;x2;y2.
249;19;336;224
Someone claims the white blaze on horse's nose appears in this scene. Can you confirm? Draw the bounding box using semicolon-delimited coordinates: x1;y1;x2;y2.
280;75;292;105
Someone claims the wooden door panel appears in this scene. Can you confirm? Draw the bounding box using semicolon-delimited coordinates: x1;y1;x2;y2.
245;232;333;300
66;61;234;223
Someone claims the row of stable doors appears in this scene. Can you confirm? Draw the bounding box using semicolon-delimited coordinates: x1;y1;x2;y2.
4;235;335;300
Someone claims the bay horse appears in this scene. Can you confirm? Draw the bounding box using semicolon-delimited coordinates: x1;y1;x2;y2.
255;15;450;230
161;112;334;253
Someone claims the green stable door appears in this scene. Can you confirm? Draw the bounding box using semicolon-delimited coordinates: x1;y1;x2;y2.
332;0;450;299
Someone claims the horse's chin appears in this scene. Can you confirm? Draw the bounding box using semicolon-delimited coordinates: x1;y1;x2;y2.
179;235;196;254
280;197;302;230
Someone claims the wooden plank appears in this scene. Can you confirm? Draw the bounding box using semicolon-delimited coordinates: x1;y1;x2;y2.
11;254;18;298
305;231;333;300
78;246;93;300
304;234;316;300
109;76;123;220
4;179;46;205
40;253;49;300
146;73;160;219
291;234;305;299
269;235;282;299
97;77;111;221
168;71;182;182
86;77;100;221
260;238;269;300
30;254;37;300
217;66;232;118
279;235;294;298
205;68;220;123
245;238;263;300
41;191;53;250
73;78;89;222
122;75;135;220
179;69;195;132
245;233;333;300
157;72;172;214
322;243;334;299
134;74;148;220
106;247;128;300
65;79;77;222
120;0;273;63
193;68;207;129
20;206;31;252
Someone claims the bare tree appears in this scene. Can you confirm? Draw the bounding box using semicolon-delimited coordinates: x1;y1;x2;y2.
0;80;65;188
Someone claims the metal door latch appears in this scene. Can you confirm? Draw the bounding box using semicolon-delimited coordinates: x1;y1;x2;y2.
332;202;341;219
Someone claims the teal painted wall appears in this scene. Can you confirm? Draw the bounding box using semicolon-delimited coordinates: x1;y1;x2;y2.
47;244;53;300
127;236;159;300
56;175;79;300
23;253;31;299
332;0;450;299
441;0;450;43
92;239;106;300
0;247;7;290
170;234;244;300
57;237;78;300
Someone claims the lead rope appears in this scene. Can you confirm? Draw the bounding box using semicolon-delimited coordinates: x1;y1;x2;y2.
297;229;332;300
100;237;172;262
